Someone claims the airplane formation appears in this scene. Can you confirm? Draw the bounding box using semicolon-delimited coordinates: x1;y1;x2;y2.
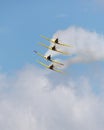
33;35;73;74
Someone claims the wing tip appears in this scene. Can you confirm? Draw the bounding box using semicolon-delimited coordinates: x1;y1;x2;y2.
33;50;37;53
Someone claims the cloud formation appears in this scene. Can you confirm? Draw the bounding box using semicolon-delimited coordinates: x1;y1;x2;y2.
0;65;104;130
45;26;104;67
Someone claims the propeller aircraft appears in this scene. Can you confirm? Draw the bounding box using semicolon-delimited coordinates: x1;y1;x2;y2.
33;50;64;66
37;60;65;74
40;35;73;47
38;42;69;55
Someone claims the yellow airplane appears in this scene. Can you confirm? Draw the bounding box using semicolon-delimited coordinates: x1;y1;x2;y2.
40;35;73;47
38;42;69;55
33;50;64;66
37;60;65;74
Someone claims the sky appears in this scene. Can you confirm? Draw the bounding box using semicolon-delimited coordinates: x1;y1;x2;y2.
0;0;104;130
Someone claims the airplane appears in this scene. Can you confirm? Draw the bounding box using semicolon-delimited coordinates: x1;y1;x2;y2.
37;60;65;74
40;35;73;47
33;50;64;66
38;42;69;55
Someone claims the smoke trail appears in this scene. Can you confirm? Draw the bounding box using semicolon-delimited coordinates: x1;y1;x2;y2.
45;26;104;67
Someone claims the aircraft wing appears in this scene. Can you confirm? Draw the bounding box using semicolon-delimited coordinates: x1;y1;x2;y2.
40;35;73;47
56;50;69;55
40;35;52;42
53;68;65;74
38;42;69;55
37;60;49;69
37;60;65;74
33;50;47;60
38;42;52;50
58;42;73;47
52;60;64;66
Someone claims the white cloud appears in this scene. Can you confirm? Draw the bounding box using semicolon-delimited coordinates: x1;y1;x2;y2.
0;65;104;130
45;26;104;67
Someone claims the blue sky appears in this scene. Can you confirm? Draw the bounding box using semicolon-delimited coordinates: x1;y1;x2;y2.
0;0;104;73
